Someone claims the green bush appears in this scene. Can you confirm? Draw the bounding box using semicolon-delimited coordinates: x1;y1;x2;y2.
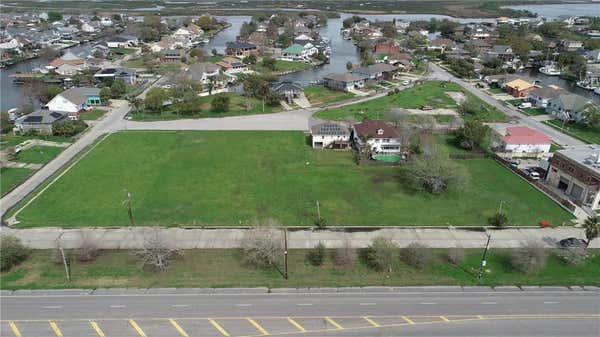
488;212;508;227
53;119;87;137
0;235;30;271
361;236;396;272
305;242;326;266
400;242;431;270
511;241;547;274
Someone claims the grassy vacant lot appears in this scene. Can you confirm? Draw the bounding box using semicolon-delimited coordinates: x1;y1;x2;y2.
13;145;63;164
304;85;354;105
315;81;506;122
1;167;32;196
12;131;571;228
131;93;280;121
80;108;107;121
252;60;311;74
545;119;600;144
0;135;71;151
1;249;598;289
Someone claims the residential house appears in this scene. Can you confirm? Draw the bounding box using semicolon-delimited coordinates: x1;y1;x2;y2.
94;67;137;84
504;78;536;98
546;145;600;211
323;73;366;92
55;25;79;40
488;124;552;158
46;87;102;114
352;120;402;155
106;35;138;48
528;85;567;108
546;93;594;121
247;32;268;46
352;63;398;82
14;110;68;134
182;62;221;85
49;51;85;69
225;41;258;58
559;39;583;52
427;38;457;53
280;43;311;61
272;81;303;103
372;39;400;55
162;48;183;62
486;45;515;63
216;57;247;74
310;122;351;150
586;49;600;63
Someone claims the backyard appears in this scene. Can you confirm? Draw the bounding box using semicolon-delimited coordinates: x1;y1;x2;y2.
11;131;572;228
130;93;281;121
304;85;355;106
1;249;598;289
252;60;311;74
315;81;507;122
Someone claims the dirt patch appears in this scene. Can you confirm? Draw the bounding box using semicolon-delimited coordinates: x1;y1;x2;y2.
445;91;466;104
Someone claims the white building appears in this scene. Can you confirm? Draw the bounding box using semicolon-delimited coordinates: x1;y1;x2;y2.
46;87;102;113
310;122;351;150
489;124;552;158
352;120;402;154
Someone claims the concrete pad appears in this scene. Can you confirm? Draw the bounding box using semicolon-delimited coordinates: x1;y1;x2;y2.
493;286;522;292
269;288;311;293
213;287;268;294
462;286;494;292
0;290;13;296
582;286;600;291
146;287;177;294
175;288;215;294
393;286;462;293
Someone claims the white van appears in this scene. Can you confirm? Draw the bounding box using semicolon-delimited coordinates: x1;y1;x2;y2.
518;102;532;109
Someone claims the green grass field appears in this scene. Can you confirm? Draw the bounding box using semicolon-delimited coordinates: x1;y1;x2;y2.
0;135;71;151
13;145;63;164
131;93;280;121
1;249;597;289
12;131;572;228
1;167;33;196
109;47;136;55
252;60;311;74
544;119;600;144
315;81;506;122
80;109;107;121
304;85;355;105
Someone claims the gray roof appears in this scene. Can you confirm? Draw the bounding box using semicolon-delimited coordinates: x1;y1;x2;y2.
17;110;67;124
183;62;220;80
58;87;101;105
529;86;566;99
352;63;397;75
549;94;592;112
272;81;303;93
556;144;600;177
311;122;350;136
324;72;365;83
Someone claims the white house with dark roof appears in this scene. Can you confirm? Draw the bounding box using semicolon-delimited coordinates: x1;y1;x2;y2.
352;120;402;154
46;87;102;114
310;122;351;150
323;73;366;92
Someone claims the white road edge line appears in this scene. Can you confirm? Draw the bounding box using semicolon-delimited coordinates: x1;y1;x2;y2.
482;302;498;305
420;302;437;305
297;303;313;306
109;305;126;308
236;304;252;307
171;304;189;308
359;303;376;305
42;306;62;309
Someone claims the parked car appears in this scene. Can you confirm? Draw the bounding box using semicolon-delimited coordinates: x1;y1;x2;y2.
518;102;532;109
529;171;541;180
510;160;520;168
402;80;410;85
558;237;586;248
420;105;434;110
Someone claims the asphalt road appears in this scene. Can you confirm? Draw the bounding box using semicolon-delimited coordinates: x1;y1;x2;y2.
1;289;598;337
426;62;585;147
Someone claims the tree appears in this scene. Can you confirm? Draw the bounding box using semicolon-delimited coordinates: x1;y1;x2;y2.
276;32;293;48
244;54;257;65
99;87;112;103
581;104;600;129
52;119;87;136
305;242;326;266
362;236;396;272
134;231;183;272
1;112;14;134
456;119;491;151
488;212;508;227
178;92;202;116
511;241;547;274
262;56;276;71
381;22;397;39
0;234;30;271
211;48;218;56
346;61;353;71
189;48;206;60
196;15;214;31
39;46;60;62
403;146;467;194
399;242;431;270
240;227;282;268
211;94;231;113
239;21;257;38
332;239;356;268
144;88;169;114
47;12;63;22
583;215;599;247
41;84;63;103
110;79;126;98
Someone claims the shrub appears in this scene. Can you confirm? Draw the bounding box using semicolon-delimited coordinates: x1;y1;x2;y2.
240;227;282;268
52;119;87;137
0;235;30;271
49;246;63;265
446;247;465;265
403;146;467;194
77;239;100;262
332;240;357;268
314;217;327;229
305;242;326;266
362;236;397;272
510;241;547;274
488;212;508;228
400;242;432;270
554;247;589;266
134;232;183;272
211;94;231;113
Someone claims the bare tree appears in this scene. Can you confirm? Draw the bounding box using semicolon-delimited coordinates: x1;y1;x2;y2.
240;223;283;268
134;231;183;272
332;238;356;268
77;230;100;262
511;241;547;274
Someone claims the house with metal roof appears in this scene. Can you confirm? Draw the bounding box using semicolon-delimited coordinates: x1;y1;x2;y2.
46;87;102;114
310;122;351;150
351;63;398;82
94;67;137;84
280;43;311;61
14;110;68;134
546;93;595;121
323;72;366;92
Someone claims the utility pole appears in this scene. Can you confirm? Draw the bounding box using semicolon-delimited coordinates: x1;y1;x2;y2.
498;200;505;214
59;247;70;282
283;228;288;280
123;189;134;226
478;234;492;280
316;200;321;221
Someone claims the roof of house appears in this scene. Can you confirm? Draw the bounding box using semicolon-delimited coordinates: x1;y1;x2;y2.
227;41;257;50
216;57;244;68
529;85;567;99
184;62;220;79
17;110;66;124
502;126;551;145
282;43;305;55
95;67;136;77
57;87;101;105
556;145;600;177
504;79;535;91
490;45;513;54
272;81;303;93
311;122;350;136
550;93;592;112
429;38;456;47
324;72;365;83
353;120;400;139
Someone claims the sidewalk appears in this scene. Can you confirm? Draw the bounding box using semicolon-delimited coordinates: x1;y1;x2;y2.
1;226;593;249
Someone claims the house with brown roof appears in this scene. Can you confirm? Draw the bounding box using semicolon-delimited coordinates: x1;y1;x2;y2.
216;57;248;74
352;120;402;155
427;38;457;53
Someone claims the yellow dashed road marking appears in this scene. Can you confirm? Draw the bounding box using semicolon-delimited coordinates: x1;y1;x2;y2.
8;321;22;337
324;317;344;329
247;318;269;335
49;321;64;337
287;317;306;332
402;315;415;325
90;321;106;337
129;319;148;337
440;316;450;322
209;318;231;337
169;318;190;337
363;316;380;327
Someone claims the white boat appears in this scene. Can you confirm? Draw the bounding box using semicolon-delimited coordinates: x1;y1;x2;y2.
595;87;600;96
576;80;596;90
539;62;562;76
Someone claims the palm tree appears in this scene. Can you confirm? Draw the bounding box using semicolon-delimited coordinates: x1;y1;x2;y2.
583;215;599;247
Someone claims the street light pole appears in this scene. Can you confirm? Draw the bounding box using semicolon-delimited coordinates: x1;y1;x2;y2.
123;189;134;226
283;228;288;280
478;234;492;280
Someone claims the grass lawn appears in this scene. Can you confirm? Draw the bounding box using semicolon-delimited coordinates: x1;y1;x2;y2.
1;167;33;196
488;87;505;95
13;145;63;164
521;107;546;116
123;57;146;68
1;249;598;289
130;93;280;121
550;143;563;153
304;85;354;105
0;135;71;151
155;62;184;75
315;81;506;122
80;108;107;121
252;60;311;74
544;119;600;144
207;55;224;63
12;131;572;228
109;47;136;55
